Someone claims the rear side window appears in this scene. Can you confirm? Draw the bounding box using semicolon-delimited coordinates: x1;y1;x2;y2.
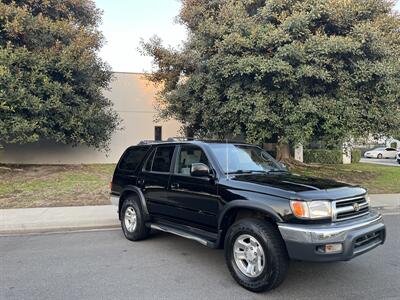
119;147;149;171
143;148;156;171
151;146;175;173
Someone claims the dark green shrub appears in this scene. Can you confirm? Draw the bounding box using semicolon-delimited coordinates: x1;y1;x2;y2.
351;149;361;163
390;142;397;149
304;149;342;164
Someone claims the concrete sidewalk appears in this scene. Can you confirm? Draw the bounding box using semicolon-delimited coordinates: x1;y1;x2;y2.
1;194;398;234
370;194;400;211
0;205;119;234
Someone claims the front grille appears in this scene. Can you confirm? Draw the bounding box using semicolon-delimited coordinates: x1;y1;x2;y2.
354;229;384;250
333;196;369;221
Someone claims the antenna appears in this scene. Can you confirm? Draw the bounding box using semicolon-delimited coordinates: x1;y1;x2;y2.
225;138;228;179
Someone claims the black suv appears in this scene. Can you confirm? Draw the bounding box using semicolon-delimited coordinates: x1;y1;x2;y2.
110;140;386;292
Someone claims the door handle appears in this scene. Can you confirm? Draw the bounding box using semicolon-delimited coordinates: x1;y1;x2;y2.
171;183;180;189
137;178;145;186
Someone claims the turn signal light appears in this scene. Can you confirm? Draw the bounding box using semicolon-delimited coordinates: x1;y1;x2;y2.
290;201;307;218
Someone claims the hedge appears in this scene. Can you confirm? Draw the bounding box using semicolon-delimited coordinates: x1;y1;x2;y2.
351;149;361;163
304;149;342;164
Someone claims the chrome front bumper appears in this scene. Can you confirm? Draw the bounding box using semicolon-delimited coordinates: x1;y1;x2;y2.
278;210;386;261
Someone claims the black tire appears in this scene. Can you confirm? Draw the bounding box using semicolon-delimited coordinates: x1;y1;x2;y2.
224;218;289;292
120;196;150;241
377;153;383;159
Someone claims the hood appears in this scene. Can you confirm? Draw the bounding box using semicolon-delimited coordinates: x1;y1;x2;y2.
229;172;366;200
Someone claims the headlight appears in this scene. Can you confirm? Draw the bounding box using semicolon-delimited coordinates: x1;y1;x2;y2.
290;200;332;219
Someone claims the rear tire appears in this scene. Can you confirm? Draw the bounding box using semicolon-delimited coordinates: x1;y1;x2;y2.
224;218;289;292
120;196;150;241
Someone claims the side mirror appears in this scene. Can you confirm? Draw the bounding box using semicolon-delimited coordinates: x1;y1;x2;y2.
190;163;211;177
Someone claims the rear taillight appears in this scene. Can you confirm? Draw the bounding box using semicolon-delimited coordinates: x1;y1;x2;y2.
109;181;112;190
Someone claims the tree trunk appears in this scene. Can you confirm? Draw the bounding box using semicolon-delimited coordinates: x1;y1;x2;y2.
276;141;291;161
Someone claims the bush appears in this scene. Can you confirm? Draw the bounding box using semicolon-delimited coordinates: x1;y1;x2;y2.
304;149;342;164
351;149;361;163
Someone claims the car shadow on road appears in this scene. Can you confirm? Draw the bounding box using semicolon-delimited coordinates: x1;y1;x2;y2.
131;229;381;298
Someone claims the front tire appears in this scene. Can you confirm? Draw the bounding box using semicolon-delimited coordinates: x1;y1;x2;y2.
224;218;289;292
377;153;383;159
120;196;150;241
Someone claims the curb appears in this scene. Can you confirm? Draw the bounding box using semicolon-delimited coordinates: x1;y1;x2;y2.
0;224;120;236
0;205;120;235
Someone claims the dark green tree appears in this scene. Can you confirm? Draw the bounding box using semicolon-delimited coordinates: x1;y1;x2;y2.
0;0;119;149
141;0;400;159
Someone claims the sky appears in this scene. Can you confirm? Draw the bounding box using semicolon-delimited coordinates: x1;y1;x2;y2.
95;0;186;73
95;0;400;73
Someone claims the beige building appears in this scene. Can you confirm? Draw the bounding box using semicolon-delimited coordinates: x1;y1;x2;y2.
1;72;181;164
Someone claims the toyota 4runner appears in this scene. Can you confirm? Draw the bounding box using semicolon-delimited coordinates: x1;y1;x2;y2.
110;140;386;292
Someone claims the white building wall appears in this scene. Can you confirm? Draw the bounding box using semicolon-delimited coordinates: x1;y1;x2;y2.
0;72;181;164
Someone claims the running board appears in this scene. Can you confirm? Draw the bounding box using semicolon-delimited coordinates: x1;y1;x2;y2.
149;223;218;248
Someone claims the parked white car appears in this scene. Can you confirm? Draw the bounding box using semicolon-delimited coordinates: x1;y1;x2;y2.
364;147;398;159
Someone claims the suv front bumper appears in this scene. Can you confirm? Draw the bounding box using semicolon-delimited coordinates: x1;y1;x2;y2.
278;211;386;262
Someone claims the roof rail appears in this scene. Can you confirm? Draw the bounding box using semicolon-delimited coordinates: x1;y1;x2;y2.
137;140;158;145
167;137;194;142
137;137;248;145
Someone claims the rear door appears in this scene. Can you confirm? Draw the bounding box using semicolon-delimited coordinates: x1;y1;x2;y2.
112;146;150;196
137;145;176;217
385;148;397;158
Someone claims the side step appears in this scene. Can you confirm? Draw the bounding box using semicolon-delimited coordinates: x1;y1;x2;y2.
148;222;219;248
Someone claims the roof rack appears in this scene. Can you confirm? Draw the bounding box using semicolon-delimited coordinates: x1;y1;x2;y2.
137;137;248;145
167;137;194;142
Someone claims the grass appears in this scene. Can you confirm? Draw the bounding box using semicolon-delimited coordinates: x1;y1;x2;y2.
0;162;398;209
0;164;116;209
290;163;400;194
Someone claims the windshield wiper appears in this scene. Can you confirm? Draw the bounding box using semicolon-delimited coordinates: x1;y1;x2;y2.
266;169;288;173
226;170;269;175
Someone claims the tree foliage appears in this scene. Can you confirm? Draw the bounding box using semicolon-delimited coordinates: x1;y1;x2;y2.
142;0;400;151
0;0;119;149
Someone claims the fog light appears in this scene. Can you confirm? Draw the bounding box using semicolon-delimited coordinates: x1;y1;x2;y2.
324;243;343;253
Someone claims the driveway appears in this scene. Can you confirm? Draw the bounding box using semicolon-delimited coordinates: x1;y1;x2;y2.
1;214;399;300
360;158;399;167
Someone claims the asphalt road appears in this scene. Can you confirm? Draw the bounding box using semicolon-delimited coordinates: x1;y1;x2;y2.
360;158;400;167
1;214;399;300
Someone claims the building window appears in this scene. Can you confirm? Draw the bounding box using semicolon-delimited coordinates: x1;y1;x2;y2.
154;126;162;141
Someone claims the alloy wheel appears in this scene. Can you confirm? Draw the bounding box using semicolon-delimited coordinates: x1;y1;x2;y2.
233;234;266;278
124;206;137;232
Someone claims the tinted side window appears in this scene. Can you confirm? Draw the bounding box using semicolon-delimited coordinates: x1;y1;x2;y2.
143;148;156;171
152;146;175;173
176;145;209;175
119;147;149;171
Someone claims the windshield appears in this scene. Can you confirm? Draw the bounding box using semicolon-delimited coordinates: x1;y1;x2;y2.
208;144;284;174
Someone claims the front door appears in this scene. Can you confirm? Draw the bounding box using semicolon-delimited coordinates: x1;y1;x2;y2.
167;144;220;231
